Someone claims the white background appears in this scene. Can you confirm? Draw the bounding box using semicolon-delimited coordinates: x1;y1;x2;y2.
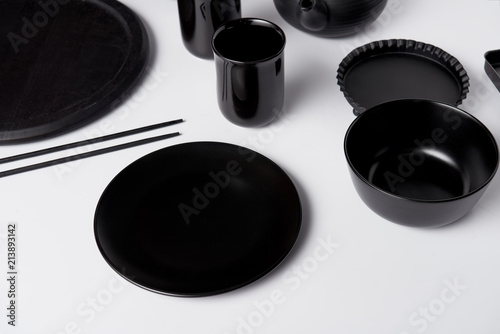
2;0;500;333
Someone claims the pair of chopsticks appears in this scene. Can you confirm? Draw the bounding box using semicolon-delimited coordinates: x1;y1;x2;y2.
0;119;183;178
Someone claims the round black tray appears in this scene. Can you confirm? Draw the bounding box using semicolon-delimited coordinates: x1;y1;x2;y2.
337;39;470;115
0;0;149;144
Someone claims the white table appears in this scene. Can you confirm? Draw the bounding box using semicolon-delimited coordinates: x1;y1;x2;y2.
2;0;500;333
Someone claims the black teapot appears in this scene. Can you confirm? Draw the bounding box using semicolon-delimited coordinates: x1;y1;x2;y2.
273;0;387;37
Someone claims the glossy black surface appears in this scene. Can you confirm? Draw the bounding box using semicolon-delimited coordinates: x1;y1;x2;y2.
273;0;387;37
94;142;302;297
484;50;500;93
212;18;286;127
0;0;149;144
344;100;499;228
338;40;470;116
177;0;241;59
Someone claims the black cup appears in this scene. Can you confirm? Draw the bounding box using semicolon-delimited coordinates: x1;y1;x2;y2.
212;18;286;127
177;0;241;59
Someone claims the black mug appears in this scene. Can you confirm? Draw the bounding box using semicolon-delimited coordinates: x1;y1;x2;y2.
212;18;286;127
177;0;241;59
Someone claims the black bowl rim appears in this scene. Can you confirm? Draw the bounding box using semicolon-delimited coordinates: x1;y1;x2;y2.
344;99;500;203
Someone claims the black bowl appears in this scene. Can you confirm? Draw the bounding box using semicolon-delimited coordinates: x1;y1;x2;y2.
344;100;499;228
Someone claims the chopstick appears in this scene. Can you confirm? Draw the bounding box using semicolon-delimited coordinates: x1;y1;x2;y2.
0;132;181;178
0;118;184;164
0;119;184;178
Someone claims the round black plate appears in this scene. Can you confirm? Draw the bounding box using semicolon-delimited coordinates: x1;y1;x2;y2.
94;142;302;297
0;0;149;144
337;39;470;115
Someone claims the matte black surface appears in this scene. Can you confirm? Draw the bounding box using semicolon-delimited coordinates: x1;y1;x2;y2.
338;40;470;115
344;100;498;228
0;0;149;144
177;0;241;59
484;50;500;93
273;0;387;37
212;18;286;127
94;142;302;296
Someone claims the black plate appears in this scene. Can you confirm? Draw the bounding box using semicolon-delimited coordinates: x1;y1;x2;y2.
337;39;470;115
0;0;149;144
94;142;302;297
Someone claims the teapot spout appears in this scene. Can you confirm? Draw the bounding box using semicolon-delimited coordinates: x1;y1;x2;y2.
298;0;329;32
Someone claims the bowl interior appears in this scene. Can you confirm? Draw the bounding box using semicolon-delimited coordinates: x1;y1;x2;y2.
345;100;499;201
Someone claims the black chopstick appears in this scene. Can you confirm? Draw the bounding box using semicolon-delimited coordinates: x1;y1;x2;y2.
0;132;181;178
0;119;184;165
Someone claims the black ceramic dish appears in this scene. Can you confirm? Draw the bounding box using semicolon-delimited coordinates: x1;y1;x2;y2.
338;40;470;115
484;50;500;92
344;100;499;228
94;142;302;297
273;0;387;37
0;0;149;144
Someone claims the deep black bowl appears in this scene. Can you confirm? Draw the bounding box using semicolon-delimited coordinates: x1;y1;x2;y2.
344;100;499;228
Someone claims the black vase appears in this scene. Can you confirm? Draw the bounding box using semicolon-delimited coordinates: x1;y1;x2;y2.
273;0;387;38
177;0;241;59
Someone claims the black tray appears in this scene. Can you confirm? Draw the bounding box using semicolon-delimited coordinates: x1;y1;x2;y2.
337;39;470;115
485;50;500;92
94;142;302;297
0;0;149;144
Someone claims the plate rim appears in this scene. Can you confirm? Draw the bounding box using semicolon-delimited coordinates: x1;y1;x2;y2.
0;0;150;144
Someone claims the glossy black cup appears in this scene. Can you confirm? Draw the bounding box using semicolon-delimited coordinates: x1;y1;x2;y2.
344;99;499;228
212;18;286;127
177;0;241;59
